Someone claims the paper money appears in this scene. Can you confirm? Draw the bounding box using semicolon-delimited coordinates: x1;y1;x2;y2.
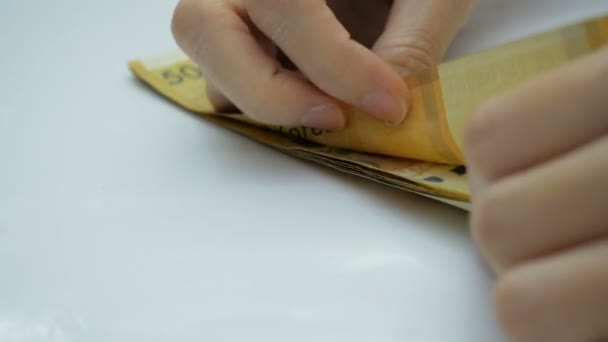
129;15;608;210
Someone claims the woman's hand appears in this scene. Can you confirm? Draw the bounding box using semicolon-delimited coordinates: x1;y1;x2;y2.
465;47;608;342
171;0;474;130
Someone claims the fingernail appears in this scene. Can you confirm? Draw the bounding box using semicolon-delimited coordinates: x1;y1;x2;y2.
384;120;402;128
301;104;345;130
360;89;407;124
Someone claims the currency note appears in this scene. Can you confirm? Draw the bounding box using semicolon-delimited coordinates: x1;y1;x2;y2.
128;15;608;210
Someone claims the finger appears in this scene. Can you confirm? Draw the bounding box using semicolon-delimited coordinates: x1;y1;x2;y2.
373;0;475;77
205;82;234;112
495;238;608;342
207;68;309;112
245;0;409;124
172;0;346;130
205;10;278;113
470;134;608;271
464;47;608;185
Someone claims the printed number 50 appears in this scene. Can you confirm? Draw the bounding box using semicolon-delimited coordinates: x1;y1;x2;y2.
162;65;203;85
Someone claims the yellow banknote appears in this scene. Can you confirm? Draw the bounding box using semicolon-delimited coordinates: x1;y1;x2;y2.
129;15;608;210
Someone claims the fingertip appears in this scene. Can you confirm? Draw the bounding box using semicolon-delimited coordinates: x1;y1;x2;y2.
363;58;412;124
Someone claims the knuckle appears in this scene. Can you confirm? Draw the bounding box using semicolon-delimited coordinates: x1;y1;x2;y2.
378;29;439;72
470;187;509;268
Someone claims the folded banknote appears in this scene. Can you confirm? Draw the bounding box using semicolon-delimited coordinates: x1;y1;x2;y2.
129;15;607;210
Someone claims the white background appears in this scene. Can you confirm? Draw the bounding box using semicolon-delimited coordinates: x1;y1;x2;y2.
1;1;607;341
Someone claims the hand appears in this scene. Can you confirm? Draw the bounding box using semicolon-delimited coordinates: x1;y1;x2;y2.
464;47;608;341
171;0;475;130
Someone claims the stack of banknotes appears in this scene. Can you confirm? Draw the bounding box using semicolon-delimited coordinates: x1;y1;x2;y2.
129;15;607;210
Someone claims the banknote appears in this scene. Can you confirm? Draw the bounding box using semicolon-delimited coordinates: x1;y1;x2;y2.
128;15;608;210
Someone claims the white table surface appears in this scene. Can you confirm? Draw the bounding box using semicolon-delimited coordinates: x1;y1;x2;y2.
1;1;607;341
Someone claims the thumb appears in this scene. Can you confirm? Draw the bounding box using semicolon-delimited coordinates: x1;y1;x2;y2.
373;0;475;77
